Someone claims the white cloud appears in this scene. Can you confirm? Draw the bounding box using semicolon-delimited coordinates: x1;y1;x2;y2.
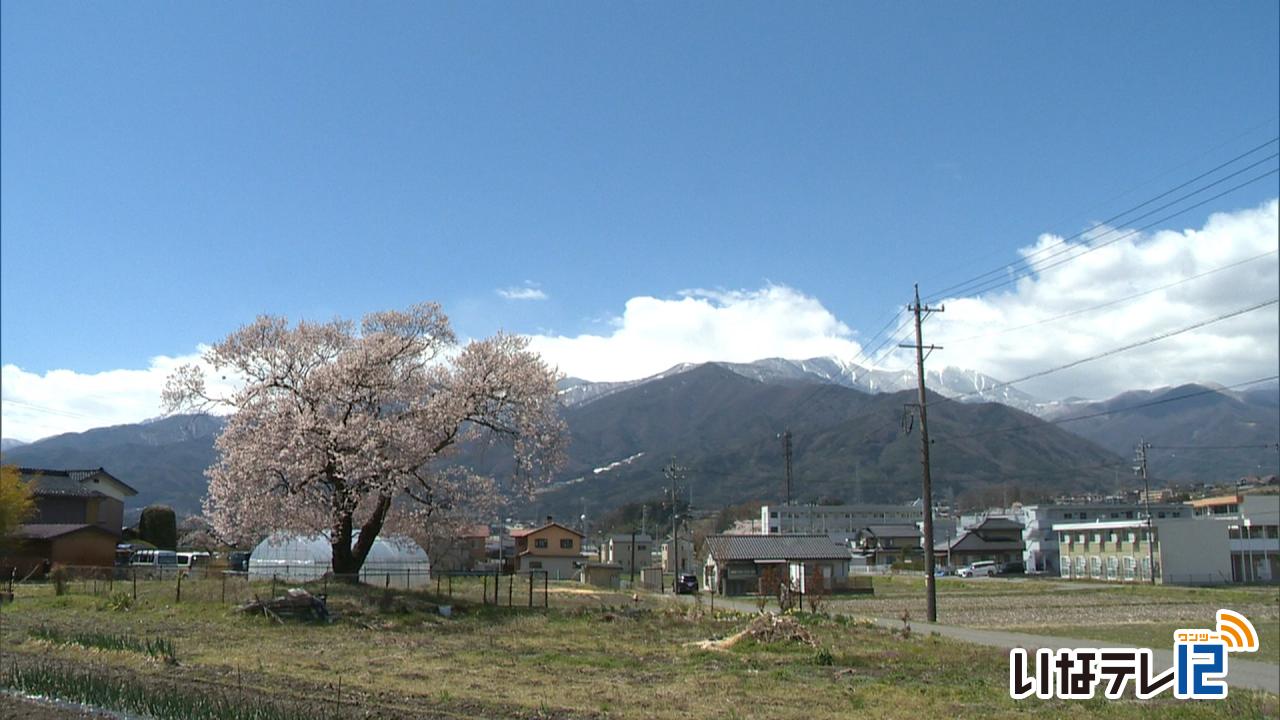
1;348;237;443
527;285;865;381
496;283;548;301
921;198;1280;400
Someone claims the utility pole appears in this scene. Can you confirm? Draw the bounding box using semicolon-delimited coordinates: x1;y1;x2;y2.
1134;439;1156;585
901;284;943;623
664;458;686;583
779;430;794;505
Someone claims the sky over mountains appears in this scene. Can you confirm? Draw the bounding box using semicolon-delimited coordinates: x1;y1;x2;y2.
2;3;1277;442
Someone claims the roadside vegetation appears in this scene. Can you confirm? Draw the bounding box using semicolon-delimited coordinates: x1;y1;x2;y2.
1;577;1276;719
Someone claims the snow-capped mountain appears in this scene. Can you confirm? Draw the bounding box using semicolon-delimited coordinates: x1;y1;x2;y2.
559;356;1044;414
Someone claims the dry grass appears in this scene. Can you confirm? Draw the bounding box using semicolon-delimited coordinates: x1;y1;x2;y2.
0;578;1275;719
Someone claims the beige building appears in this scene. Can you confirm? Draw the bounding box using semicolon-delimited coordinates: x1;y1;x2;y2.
1056;518;1231;585
512;520;584;579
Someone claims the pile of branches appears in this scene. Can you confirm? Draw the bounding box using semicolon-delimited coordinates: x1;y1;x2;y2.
690;614;819;651
237;588;332;623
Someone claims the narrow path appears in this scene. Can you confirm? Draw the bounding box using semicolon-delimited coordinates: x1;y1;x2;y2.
666;592;1280;695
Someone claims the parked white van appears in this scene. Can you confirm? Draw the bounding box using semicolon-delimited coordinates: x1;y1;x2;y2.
956;560;997;578
129;550;178;568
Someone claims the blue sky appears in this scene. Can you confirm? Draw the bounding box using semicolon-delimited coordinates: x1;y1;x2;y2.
3;2;1278;440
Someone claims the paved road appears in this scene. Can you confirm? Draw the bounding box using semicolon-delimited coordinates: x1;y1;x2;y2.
667;592;1280;695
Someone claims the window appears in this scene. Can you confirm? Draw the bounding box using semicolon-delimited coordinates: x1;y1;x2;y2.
534;538;548;549
1075;556;1087;577
1092;532;1102;544
1060;556;1071;578
1123;557;1136;581
1141;557;1152;581
638;545;648;552
1106;556;1118;580
1125;511;1134;519
560;538;574;549
1089;556;1102;579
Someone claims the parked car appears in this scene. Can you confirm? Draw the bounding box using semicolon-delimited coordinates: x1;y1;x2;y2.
996;561;1025;576
228;551;251;573
675;573;699;594
956;560;997;578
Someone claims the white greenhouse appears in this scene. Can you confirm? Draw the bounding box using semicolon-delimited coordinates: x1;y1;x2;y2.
248;532;431;588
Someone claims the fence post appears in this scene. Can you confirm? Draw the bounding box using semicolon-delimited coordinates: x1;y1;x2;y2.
176;573;183;604
272;574;278;599
493;567;499;605
507;573;513;607
528;572;533;608
448;574;453;597
483;575;488;604
543;572;548;608
221;572;227;604
406;568;410;590
132;568;137;601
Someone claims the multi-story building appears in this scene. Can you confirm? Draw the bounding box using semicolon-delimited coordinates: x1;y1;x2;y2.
1188;493;1279;583
761;503;923;535
1055;517;1230;585
1012;503;1189;574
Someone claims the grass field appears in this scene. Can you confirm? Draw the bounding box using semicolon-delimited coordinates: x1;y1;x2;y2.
826;576;1280;643
0;577;1276;719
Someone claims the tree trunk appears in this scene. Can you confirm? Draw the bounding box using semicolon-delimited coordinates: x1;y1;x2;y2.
329;495;393;580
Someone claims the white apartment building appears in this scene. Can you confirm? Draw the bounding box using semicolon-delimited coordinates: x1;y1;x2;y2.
1188;493;1279;583
761;504;923;535
1011;503;1189;574
1056;517;1230;585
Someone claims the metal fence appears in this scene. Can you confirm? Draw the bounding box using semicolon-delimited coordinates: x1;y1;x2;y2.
4;565;552;609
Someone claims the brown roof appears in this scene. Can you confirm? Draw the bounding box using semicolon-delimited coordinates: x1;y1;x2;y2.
511;521;583;538
19;467;139;497
13;524;119;540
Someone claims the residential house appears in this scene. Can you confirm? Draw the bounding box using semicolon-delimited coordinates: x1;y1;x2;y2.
1056;517;1231;585
431;524;491;572
852;524;923;566
936;517;1023;569
604;533;652;577
660;532;695;574
2;467;137;576
702;534;851;596
511;518;584;579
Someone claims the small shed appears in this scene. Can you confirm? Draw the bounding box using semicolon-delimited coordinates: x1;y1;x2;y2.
2;524;119;576
580;561;623;589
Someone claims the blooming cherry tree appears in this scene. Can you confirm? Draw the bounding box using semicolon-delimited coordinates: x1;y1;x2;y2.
163;303;565;575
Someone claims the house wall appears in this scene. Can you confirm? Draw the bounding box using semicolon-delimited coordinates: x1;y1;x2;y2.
32;496;87;525
606;538;651;574
523;526;583;557
517;554;578;580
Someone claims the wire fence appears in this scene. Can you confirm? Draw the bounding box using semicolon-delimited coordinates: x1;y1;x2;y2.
2;565;554;610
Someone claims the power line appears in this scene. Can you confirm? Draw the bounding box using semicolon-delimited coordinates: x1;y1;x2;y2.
937;375;1279;443
945;297;1279;403
1149;443;1280;451
0;397;87;419
943;249;1279;346
925;138;1279;303
928;163;1279;304
918;122;1279;292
